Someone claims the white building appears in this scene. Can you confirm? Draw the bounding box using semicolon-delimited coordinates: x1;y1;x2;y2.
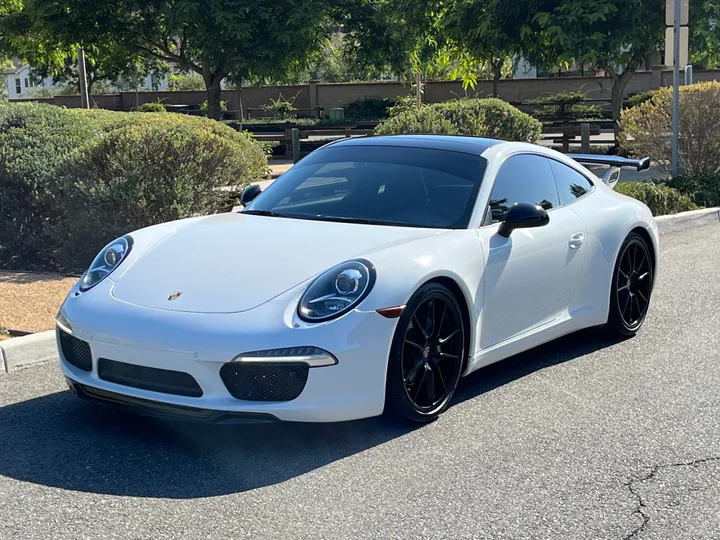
2;64;57;98
2;61;169;98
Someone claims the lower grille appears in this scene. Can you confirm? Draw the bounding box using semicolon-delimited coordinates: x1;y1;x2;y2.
219;363;309;401
58;329;92;371
98;358;203;398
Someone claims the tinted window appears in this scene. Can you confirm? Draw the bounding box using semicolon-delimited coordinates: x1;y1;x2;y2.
488;154;559;222
246;146;487;229
549;159;594;205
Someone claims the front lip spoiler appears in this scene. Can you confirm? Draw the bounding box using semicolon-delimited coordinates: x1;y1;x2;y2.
66;378;279;425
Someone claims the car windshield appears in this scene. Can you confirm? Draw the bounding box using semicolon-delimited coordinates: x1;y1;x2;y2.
244;145;487;229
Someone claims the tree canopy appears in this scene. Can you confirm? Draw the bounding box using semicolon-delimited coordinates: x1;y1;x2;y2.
0;0;336;117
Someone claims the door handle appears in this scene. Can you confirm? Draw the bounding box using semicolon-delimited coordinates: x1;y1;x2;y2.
569;232;584;249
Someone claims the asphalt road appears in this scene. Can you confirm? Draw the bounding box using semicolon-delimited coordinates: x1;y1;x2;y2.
2;224;720;539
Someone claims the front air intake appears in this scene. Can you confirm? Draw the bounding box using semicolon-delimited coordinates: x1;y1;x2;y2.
219;363;309;401
58;328;92;372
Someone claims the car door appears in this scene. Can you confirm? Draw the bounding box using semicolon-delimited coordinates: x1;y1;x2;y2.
477;153;588;349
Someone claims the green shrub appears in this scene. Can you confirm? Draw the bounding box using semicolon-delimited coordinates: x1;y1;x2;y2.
528;91;602;122
620;81;720;177
261;94;298;120
375;98;542;143
53;122;263;270
343;97;396;119
625;90;659;109
615;182;696;215
665;174;720;208
0;102;97;269
200;99;228;113
136;100;166;112
0;102;269;272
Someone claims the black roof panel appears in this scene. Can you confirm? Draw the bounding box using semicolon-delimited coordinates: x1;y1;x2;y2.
326;134;503;156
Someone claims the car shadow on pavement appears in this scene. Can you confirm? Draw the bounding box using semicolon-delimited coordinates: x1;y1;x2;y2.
0;329;621;499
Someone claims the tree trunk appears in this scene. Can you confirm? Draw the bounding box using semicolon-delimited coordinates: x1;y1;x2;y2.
235;82;244;130
205;74;222;120
492;60;502;98
611;67;636;141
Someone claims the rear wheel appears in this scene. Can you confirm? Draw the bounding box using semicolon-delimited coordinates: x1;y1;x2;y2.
384;283;466;424
606;232;654;337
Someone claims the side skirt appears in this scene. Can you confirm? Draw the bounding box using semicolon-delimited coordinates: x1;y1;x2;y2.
464;307;600;376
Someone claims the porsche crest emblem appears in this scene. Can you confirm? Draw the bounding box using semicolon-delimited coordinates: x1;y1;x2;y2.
168;291;183;301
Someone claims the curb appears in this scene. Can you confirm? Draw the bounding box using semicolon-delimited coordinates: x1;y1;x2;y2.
656;207;720;235
0;330;56;374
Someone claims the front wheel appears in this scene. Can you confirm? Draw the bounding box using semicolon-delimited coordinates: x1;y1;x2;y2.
384;283;466;424
606;232;654;337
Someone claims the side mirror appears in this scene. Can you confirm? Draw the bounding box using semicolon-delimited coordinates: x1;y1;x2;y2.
240;184;262;206
497;203;549;238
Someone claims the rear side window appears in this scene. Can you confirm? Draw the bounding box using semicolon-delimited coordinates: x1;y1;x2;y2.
488;154;559;222
549;159;594;205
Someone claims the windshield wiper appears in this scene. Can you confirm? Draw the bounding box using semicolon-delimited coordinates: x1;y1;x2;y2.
241;209;286;218
306;215;409;227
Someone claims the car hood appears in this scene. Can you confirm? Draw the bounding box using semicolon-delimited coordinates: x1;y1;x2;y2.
111;213;444;313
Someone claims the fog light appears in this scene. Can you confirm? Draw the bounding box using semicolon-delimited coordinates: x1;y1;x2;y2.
232;346;337;367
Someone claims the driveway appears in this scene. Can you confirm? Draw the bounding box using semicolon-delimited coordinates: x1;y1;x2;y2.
1;224;719;539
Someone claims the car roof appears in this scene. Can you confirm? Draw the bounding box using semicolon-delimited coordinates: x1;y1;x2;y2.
326;134;503;156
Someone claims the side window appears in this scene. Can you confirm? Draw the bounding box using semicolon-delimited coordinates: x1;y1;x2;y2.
488;154;559;223
549;159;594;205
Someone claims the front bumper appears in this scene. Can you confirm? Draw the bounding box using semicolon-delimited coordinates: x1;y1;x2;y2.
66;378;279;424
58;279;398;423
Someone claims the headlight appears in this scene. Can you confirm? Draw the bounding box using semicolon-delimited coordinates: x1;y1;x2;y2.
79;235;134;292
298;259;376;322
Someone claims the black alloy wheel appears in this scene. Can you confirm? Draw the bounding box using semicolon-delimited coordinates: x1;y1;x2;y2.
607;232;654;336
385;283;466;423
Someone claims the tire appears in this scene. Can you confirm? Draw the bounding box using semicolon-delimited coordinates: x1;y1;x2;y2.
384;283;466;424
606;232;654;337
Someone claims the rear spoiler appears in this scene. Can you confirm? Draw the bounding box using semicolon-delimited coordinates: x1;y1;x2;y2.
570;154;651;189
570;155;650;171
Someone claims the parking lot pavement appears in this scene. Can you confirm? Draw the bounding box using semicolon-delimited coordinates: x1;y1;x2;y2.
1;224;720;540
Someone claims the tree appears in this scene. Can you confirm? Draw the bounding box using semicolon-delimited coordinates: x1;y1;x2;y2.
168;73;206;91
441;0;532;97
0;0;335;118
339;0;445;82
689;1;720;68
0;2;162;95
529;0;664;136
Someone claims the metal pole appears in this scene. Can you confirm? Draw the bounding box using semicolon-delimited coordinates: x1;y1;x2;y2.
580;123;590;153
291;128;300;163
415;72;422;109
77;47;90;109
671;0;681;177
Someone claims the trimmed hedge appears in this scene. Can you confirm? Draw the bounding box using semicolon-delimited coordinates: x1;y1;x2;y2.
615;182;697;216
343;97;396;119
0;103;269;272
375;98;542;143
665;174;720;208
528;91;602;122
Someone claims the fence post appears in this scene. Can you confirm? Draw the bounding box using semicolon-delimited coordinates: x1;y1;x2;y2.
292;128;300;163
580;123;590;153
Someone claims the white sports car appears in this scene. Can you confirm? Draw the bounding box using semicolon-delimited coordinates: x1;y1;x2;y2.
56;135;657;424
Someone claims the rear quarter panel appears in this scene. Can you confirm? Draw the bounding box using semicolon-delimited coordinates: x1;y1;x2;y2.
567;182;657;326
